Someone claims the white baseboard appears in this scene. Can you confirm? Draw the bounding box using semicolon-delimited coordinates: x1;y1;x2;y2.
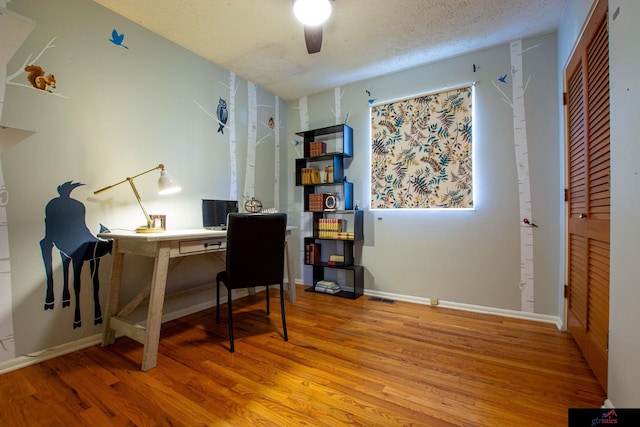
0;334;103;375
364;289;563;329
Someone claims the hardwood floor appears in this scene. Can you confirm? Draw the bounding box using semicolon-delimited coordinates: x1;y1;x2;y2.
1;286;605;426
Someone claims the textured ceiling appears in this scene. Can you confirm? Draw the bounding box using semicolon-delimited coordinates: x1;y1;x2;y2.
93;0;566;101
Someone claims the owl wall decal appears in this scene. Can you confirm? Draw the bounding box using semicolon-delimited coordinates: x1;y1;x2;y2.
216;98;228;134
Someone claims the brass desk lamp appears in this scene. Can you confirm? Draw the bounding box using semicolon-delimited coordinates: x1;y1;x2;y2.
94;164;181;233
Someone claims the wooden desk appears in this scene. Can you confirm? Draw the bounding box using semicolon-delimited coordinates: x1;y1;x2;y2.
99;228;295;371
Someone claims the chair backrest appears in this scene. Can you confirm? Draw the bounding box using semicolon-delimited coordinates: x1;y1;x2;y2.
225;213;287;290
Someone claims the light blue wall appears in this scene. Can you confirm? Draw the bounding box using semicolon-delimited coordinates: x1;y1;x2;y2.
2;0;286;359
287;32;561;315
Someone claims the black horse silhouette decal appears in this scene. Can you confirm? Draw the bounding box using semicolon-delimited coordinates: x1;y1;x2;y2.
40;181;112;328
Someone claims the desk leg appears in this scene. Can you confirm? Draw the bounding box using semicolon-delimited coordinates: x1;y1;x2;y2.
102;240;124;346
285;238;295;303
141;241;171;371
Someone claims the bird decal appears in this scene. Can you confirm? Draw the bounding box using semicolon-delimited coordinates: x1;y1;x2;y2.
110;29;128;49
498;74;507;84
366;90;376;105
216;98;228;134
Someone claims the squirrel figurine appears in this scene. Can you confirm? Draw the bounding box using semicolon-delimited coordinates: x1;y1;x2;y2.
25;65;56;92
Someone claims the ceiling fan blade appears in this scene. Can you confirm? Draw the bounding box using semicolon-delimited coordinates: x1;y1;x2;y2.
304;25;323;54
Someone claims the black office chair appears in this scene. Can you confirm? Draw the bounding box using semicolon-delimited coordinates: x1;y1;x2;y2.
216;213;288;352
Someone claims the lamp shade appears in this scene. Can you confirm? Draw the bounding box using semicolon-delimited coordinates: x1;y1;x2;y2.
158;169;181;195
293;0;331;26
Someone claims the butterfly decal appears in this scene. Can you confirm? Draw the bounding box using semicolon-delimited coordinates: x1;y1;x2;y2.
110;29;129;49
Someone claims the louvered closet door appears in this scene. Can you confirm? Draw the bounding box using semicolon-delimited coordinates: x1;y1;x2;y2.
566;0;609;392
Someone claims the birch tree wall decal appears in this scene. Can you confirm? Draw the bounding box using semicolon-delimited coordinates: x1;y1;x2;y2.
492;39;540;313
194;71;239;199
242;81;273;207
273;96;280;211
298;96;309;132
227;72;238;200
331;87;345;125
1;36;64;361
296;96;312;283
243;82;258;206
289;96;308;158
0;164;15;361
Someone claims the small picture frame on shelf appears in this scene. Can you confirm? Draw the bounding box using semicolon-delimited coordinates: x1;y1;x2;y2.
150;214;166;229
324;194;337;211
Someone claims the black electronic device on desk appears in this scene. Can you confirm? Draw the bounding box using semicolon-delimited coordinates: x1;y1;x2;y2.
202;199;238;230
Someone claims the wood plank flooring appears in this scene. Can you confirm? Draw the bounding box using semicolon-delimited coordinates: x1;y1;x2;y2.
0;286;605;426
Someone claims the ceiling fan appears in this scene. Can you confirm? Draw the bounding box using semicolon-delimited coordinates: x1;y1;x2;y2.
293;0;332;54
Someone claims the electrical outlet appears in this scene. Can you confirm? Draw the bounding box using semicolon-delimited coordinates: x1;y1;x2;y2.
430;297;439;306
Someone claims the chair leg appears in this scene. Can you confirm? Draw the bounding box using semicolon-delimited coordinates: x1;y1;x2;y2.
216;278;221;323
227;288;235;353
265;284;270;315
280;283;288;342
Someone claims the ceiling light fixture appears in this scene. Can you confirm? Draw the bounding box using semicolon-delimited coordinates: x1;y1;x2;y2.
293;0;332;26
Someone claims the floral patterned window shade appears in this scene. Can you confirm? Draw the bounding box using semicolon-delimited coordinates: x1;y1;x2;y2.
370;85;474;209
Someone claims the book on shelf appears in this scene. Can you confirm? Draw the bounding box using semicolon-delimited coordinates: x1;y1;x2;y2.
314;286;340;294
314;280;340;294
305;243;321;264
327;255;345;266
336;232;355;240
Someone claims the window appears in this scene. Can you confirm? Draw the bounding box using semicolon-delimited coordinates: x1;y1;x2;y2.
370;85;474;209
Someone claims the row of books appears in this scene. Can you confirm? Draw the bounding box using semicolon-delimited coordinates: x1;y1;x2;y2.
314;280;341;294
300;167;321;184
317;218;344;232
317;231;355;240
